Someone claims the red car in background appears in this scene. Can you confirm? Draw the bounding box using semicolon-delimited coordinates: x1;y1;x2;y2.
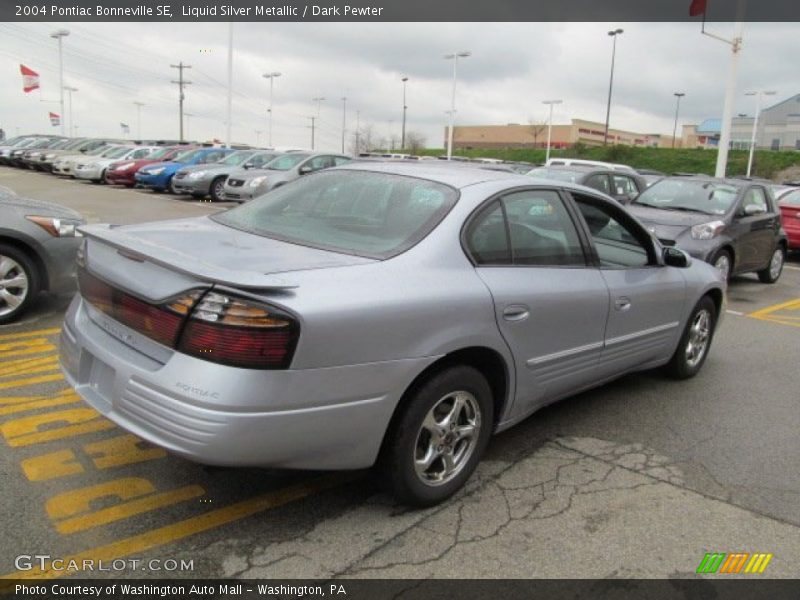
777;187;800;251
106;145;196;187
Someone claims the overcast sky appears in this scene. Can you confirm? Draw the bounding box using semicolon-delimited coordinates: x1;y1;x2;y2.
0;21;797;150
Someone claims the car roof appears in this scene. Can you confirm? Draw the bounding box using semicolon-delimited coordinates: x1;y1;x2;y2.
335;160;530;189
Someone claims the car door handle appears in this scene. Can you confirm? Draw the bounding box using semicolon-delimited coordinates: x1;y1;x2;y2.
614;297;631;311
502;305;530;321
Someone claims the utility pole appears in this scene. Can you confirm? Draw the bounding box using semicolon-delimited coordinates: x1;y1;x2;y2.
341;97;347;154
401;76;408;150
603;28;623;146
226;23;233;149
672;93;685;148
308;116;316;150
50;29;69;137
170;62;192;141
133;101;145;140
355;110;360;154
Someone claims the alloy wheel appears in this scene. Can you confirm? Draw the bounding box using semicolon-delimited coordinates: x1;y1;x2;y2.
0;255;29;317
769;248;784;280
685;309;711;368
714;254;730;281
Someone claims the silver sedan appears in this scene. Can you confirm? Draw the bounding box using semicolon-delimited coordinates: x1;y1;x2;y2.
59;163;725;505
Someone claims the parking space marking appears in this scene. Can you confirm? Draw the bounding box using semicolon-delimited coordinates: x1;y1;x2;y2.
784;265;800;271
0;355;60;378
0;337;57;359
0;327;61;341
1;474;346;581
748;298;800;328
1;407;116;447
0;373;66;391
0;389;80;416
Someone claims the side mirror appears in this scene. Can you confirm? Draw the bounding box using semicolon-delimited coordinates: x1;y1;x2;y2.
298;165;312;175
663;246;690;268
742;204;767;216
243;162;254;170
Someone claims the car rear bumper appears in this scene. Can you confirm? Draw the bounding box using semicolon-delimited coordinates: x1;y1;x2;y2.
59;295;431;470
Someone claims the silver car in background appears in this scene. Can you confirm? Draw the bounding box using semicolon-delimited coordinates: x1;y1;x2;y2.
222;152;350;202
60;163;725;505
172;150;281;201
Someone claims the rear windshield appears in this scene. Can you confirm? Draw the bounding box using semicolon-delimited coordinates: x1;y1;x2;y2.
265;153;310;171
213;170;458;258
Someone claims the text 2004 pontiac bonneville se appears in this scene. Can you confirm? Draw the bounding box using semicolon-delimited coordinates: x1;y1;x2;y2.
59;163;725;505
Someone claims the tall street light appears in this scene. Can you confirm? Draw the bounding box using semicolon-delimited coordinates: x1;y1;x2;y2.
444;51;470;160
401;76;409;150
255;129;262;146
603;28;623;146
313;96;325;116
672;92;685;148
63;86;78;137
745;90;777;177
133;101;145;139
262;71;281;147
542;99;562;163
50;29;69;137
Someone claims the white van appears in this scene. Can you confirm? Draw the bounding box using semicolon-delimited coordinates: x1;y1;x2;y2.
545;158;636;172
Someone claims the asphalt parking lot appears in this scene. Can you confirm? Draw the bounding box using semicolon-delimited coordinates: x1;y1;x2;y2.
0;167;798;580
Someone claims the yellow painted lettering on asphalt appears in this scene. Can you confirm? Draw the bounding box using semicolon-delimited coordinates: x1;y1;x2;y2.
22;449;84;482
0;327;60;342
0;355;60;378
0;389;80;416
1;408;115;447
0;337;56;359
45;477;205;535
0;374;65;391
83;434;167;469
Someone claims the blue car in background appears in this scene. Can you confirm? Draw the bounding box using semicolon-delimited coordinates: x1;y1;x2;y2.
135;147;235;193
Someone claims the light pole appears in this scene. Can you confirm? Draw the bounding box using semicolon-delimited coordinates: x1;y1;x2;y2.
133;101;145;139
313;96;325;116
341;97;347;154
255;129;262;146
50;29;69;137
401;76;409;150
63;86;78;137
672;92;685;148
444;51;470;160
184;113;193;140
603;28;623;146
262;72;281;147
745;90;777;177
542;99;562;163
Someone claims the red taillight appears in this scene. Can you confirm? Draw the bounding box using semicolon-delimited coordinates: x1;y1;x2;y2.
78;270;299;369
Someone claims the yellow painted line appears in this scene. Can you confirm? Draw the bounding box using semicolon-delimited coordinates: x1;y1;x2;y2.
0;327;61;342
0;355;59;378
0;395;81;416
749;298;800;319
0;474;348;582
0;373;64;391
0;337;56;359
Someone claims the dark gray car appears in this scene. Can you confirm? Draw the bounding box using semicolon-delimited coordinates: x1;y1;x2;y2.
172;150;281;201
222;152;351;202
59;163;724;505
627;176;788;283
527;165;648;204
0;188;85;323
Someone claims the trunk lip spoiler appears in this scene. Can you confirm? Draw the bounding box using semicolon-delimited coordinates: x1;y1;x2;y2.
78;224;298;290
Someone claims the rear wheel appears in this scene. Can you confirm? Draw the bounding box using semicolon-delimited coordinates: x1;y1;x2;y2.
757;246;785;284
0;244;40;325
711;249;732;281
382;366;493;506
210;176;226;202
167;176;177;194
665;296;717;379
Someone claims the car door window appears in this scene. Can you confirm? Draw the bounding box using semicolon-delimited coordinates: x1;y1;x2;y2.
307;156;333;171
585;174;611;195
467;191;585;267
612;175;638;197
132;149;151;159
574;195;653;268
333;156;351;166
740;187;768;214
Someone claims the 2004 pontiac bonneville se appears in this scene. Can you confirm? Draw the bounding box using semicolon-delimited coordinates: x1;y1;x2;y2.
59;163;725;505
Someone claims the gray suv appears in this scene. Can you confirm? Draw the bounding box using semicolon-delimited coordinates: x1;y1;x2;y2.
223;152;351;202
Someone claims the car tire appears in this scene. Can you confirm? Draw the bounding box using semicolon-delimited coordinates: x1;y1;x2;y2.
711;249;732;281
665;295;717;380
757;245;785;284
209;176;226;202
382;365;494;506
167;177;177;194
0;243;40;325
191;192;205;199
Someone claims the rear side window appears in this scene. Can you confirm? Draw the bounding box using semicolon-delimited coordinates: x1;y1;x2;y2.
214;170;457;259
467;190;585;267
574;195;652;268
585;174;611;195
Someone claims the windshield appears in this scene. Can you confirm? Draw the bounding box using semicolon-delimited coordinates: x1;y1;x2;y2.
213;170;458;258
173;148;205;162
214;151;253;166
527;167;585;183
101;146;133;159
633;179;738;215
146;147;176;160
265;153;310;171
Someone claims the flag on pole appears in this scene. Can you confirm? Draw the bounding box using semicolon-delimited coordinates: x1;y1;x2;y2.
120;123;130;134
689;0;708;16
20;64;40;93
49;112;60;126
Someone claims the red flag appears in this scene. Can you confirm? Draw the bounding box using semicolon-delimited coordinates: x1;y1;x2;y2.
20;64;40;93
689;0;708;16
49;112;60;126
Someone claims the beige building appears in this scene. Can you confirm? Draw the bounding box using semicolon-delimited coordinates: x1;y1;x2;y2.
450;118;677;150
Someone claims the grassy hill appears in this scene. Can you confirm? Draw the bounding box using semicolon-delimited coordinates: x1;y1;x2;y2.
414;145;800;180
